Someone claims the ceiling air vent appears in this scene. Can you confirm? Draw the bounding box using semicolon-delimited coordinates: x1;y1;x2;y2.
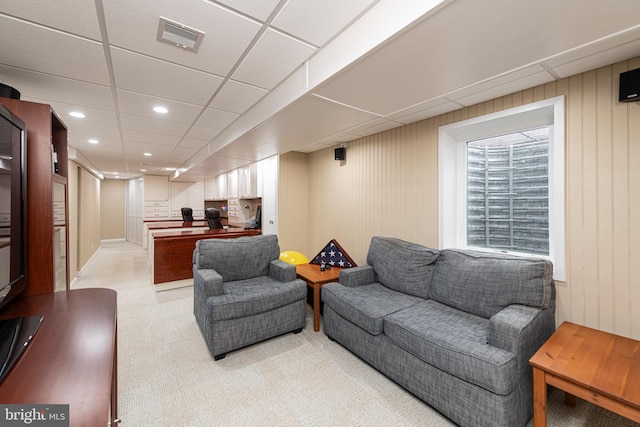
157;17;205;52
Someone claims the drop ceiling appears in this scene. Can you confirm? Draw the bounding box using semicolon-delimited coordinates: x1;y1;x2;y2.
0;0;639;182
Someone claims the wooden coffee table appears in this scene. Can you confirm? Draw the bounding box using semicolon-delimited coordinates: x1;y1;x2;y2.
529;321;640;426
296;263;343;332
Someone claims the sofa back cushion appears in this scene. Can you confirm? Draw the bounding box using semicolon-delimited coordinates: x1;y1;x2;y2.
429;249;553;318
196;234;280;282
366;237;439;298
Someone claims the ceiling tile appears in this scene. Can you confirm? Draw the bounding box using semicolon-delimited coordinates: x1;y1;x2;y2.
343;117;404;137
110;48;224;105
124;141;177;156
102;0;262;76
212;95;378;160
209;80;268;114
295;142;336;153
195;107;240;129
49;104;118;128
90;154;128;171
387;100;460;125
68;136;123;152
0;66;115;111
215;0;281;21
176;155;254;181
185;126;222;141
313;0;640;116
122;129;181;146
116;90;203;124
178;138;210;150
166;147;198;163
67;122;121;141
233;28;316;89
544;26;640;78
385;98;454;122
120;113;190;137
452;70;555;107
0;16;109;85
0;0;102;40
273;0;377;46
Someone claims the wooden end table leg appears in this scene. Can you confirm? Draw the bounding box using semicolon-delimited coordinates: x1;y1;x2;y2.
532;367;548;427
313;283;321;332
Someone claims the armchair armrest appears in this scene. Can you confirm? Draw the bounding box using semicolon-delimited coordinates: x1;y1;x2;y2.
193;266;224;299
269;259;297;282
339;265;376;287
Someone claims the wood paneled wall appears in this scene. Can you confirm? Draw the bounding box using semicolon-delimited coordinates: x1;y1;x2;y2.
100;179;125;240
77;166;101;271
288;56;640;338
278;152;311;256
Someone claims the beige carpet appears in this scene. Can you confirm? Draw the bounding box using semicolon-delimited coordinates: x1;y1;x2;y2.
73;241;639;427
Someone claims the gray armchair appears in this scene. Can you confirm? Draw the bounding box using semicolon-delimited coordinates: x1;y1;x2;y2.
193;234;307;360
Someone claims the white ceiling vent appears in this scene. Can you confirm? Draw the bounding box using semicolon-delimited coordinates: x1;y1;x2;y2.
157;17;205;52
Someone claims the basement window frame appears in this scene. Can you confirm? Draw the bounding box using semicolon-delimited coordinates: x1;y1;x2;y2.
438;96;566;281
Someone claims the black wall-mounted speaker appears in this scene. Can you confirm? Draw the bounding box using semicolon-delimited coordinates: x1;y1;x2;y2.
0;83;20;100
619;68;640;102
334;147;346;160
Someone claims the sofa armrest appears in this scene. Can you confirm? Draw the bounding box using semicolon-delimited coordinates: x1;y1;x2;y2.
489;304;556;363
269;259;297;282
339;265;376;287
193;266;224;299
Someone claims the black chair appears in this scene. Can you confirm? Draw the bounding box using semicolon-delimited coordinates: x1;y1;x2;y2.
181;207;194;222
205;208;223;230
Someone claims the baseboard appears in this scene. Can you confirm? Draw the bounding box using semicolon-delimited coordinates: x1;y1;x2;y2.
154;279;193;292
101;238;126;244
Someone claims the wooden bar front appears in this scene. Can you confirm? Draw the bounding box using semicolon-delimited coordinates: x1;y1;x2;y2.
153;228;261;284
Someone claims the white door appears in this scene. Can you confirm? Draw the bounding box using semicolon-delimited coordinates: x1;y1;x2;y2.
260;156;278;235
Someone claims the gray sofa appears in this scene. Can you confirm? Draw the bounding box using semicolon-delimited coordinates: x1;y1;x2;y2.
322;236;556;427
193;234;307;360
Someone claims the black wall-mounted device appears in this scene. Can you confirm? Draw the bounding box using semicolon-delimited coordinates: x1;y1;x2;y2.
619;68;640;102
334;147;346;160
0;83;20;99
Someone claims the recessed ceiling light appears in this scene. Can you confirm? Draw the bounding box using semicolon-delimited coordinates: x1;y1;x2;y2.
153;106;168;114
140;169;147;172
162;167;176;171
143;152;152;157
89;139;99;144
69;111;85;118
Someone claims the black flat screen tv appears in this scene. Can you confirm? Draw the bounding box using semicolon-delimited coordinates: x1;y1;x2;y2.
0;102;42;383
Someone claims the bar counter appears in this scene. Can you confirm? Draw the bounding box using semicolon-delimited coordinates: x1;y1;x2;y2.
150;226;261;290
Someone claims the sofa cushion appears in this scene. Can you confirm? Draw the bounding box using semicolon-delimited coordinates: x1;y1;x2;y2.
366;237;439;298
429;249;553;319
384;300;517;395
322;282;422;335
196;235;280;282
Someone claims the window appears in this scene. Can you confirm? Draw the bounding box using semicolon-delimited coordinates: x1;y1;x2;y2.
467;127;549;255
439;96;565;281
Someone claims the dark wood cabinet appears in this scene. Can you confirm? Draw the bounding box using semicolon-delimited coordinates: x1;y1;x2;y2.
0;289;118;426
0;98;69;296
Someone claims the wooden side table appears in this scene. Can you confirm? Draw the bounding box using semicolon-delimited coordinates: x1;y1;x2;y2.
529;321;640;426
296;263;343;332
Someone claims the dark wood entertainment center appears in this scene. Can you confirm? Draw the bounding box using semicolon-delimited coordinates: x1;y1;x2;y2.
0;97;69;296
0;98;118;425
0;289;118;426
